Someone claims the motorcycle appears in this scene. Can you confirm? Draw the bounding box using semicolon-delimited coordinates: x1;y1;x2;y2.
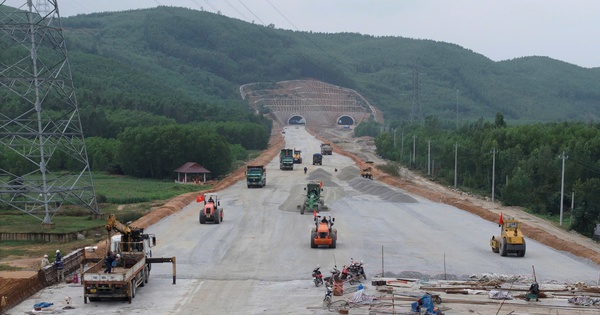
323;285;333;307
348;259;367;281
312;265;323;287
323;266;341;287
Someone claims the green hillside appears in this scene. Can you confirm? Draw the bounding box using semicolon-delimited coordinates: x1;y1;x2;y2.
56;6;600;124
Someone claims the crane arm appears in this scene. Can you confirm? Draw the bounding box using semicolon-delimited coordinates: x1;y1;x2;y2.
105;213;131;234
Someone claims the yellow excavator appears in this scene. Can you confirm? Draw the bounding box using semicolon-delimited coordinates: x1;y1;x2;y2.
490;216;526;257
360;161;374;179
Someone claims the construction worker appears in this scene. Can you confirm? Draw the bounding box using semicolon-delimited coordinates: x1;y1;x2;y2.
321;216;328;225
208;196;214;203
104;251;115;273
55;250;64;282
304;166;307;174
40;254;50;269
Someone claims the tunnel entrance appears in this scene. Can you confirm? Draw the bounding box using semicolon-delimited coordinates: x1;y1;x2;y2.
336;115;355;125
288;115;306;125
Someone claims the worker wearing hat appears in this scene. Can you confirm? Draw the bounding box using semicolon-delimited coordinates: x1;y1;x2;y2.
40;254;50;269
55;249;64;282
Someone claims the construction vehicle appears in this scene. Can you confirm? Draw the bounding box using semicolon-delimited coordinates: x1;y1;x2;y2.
298;181;326;214
280;149;294;170
83;214;175;303
311;215;337;248
312;153;322;165
293;149;303;164
320;143;333;155
199;193;223;224
490;216;526;257
360;161;374;179
246;165;266;188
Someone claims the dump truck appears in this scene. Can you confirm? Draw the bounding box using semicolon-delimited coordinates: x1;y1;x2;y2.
312;153;323;165
311;215;337;248
280;149;294;170
199;193;223;224
83;214;175;303
293;149;303;164
490;216;526;257
320;143;333;155
298;181;326;214
360;161;374;179
246;165;266;188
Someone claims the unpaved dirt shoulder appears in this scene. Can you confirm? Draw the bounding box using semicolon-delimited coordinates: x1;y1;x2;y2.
315;127;600;265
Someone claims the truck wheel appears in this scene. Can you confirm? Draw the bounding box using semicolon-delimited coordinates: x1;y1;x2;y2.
199;213;206;224
330;232;337;248
140;268;146;287
131;279;136;299
517;240;526;257
214;209;220;224
311;231;317;248
500;238;508;256
301;205;305;215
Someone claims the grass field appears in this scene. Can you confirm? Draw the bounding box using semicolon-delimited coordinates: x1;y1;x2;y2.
0;173;212;269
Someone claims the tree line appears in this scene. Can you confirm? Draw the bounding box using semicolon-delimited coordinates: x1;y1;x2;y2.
372;114;600;237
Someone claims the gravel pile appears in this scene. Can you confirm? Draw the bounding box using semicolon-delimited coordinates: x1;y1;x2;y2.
336;166;359;181
349;177;418;203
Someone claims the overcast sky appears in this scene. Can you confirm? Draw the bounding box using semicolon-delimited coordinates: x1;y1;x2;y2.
5;0;598;68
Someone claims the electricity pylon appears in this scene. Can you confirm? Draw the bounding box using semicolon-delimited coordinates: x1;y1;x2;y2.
0;1;99;225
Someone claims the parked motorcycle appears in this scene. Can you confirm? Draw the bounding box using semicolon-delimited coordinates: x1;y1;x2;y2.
323;265;341;287
312;265;323;287
323;285;333;307
348;258;366;281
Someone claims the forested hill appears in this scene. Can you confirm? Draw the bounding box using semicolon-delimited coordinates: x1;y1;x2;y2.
59;6;600;125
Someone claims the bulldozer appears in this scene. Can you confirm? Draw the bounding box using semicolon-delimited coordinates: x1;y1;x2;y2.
490;215;526;257
311;215;337;248
298;181;326;214
360;161;374;179
198;193;223;224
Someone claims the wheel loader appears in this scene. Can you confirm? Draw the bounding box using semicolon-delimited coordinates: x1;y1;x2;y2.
311;215;337;248
490;216;526;257
297;181;326;214
199;193;223;224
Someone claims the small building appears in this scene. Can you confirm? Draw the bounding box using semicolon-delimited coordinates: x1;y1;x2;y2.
174;162;211;184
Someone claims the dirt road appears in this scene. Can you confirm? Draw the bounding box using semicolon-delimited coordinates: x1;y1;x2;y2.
7;126;600;315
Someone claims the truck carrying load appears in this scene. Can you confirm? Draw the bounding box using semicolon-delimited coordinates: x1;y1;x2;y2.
246;165;266;188
320;143;333;155
83;214;176;304
280;149;294;170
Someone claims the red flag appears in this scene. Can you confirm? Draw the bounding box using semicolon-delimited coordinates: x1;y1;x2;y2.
499;212;504;225
313;210;317;218
319;181;323;188
196;194;205;203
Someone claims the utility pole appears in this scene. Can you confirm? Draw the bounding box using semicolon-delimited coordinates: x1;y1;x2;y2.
427;140;431;176
454;143;458;188
412;135;417;166
456;89;459;130
400;130;404;161
491;147;496;202
0;1;99;225
559;151;568;226
393;129;397;147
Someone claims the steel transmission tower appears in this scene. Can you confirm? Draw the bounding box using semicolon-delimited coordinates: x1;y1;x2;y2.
0;1;99;225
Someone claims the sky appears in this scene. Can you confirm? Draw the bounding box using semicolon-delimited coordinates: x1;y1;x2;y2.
4;0;599;68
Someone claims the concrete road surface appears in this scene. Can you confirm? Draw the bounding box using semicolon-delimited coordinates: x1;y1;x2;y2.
8;126;600;315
